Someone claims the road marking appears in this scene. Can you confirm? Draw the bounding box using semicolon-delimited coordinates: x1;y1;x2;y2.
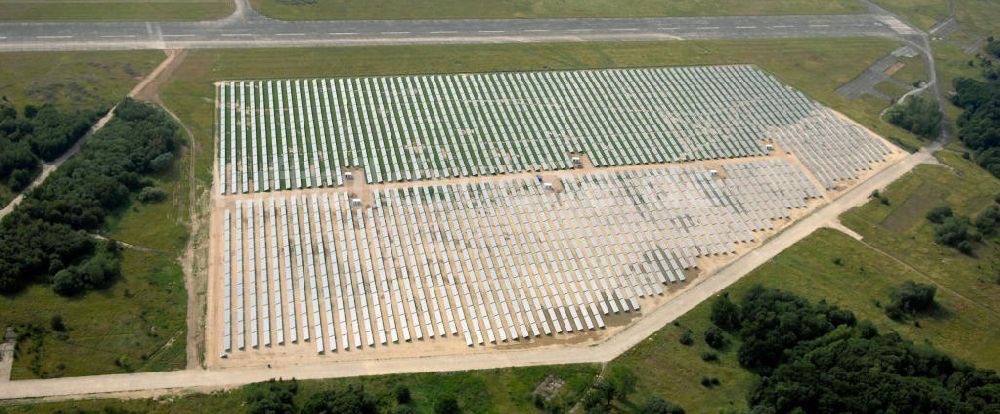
329;32;359;35
429;31;457;34
697;26;719;30
381;31;411;34
221;33;252;37
659;27;679;30
100;35;136;38
771;25;794;28
163;34;195;37
275;33;305;36
478;30;505;33
810;24;830;27
735;26;757;29
568;29;593;32
609;28;639;31
523;29;549;32
36;35;72;39
0;36;6;40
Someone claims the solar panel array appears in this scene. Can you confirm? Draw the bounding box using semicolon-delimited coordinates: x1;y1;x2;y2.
219;159;820;353
216;66;891;195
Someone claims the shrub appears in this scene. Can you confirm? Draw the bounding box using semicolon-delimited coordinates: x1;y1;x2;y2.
832;257;844;266
885;281;937;320
137;186;168;204
393;384;411;404
434;396;460;414
246;379;299;414
302;384;376;414
934;216;972;247
678;330;694;346
974;205;1000;235
148;151;173;173
49;314;65;332
710;292;741;331
704;326;726;349
700;377;720;387
639;396;686;414
926;206;953;224
700;351;719;362
8;168;34;191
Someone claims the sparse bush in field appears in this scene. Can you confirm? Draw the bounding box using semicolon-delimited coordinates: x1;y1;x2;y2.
678;330;694;346
885;281;937;320
700;351;719;362
639;396;686;414
704;326;727;349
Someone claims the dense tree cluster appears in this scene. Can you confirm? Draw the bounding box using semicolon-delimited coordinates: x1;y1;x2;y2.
710;286;1000;414
953;77;1000;177
0;99;177;294
0;100;99;191
727;285;856;374
885;95;943;139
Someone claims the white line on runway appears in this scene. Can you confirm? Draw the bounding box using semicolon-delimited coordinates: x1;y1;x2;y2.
163;34;195;37
659;27;679;30
568;29;593;32
810;24;830;27
771;25;794;28
609;28;639;31
523;29;549;32
36;35;73;39
100;35;136;38
697;26;720;30
381;31;411;34
0;37;6;39
478;30;505;33
329;32;359;35
276;33;305;36
735;26;757;29
429;31;457;34
221;33;252;37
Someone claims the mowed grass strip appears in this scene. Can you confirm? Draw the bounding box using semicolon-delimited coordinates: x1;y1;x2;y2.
250;0;863;21
0;0;232;21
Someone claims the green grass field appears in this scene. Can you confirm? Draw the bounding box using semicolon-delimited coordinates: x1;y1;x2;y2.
2;148;192;379
0;50;162;110
872;0;950;30
0;50;193;378
0;0;232;21
249;0;863;21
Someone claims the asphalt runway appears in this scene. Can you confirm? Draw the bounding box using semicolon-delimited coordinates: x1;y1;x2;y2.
0;12;916;52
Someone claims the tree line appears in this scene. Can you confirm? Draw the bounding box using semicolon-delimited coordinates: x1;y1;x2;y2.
709;286;1000;413
0;99;100;191
0;98;178;295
